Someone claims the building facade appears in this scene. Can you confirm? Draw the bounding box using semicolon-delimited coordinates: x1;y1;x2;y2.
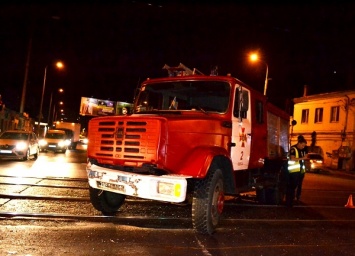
292;90;355;171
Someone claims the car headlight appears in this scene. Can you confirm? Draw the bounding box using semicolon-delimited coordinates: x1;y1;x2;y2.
39;139;47;146
64;140;71;146
16;141;28;151
58;140;66;147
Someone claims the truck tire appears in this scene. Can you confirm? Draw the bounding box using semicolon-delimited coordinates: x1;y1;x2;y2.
192;168;224;235
89;186;126;215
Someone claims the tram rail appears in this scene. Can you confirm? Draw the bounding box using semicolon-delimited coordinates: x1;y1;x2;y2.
0;173;354;228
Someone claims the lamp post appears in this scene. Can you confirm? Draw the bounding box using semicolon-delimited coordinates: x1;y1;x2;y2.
52;100;63;125
47;88;64;127
249;53;269;96
37;61;64;136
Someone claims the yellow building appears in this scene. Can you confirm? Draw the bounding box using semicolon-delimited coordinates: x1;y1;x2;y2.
292;90;355;171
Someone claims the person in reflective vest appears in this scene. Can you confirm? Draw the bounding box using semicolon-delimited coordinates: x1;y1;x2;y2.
286;137;308;207
296;135;308;201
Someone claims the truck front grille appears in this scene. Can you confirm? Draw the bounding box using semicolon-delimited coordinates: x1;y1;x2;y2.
90;119;161;163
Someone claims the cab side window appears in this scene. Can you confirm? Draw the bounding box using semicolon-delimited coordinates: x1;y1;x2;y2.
233;88;249;118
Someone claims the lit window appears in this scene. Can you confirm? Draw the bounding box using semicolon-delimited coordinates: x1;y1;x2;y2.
314;108;323;123
301;109;309;124
330;106;339;122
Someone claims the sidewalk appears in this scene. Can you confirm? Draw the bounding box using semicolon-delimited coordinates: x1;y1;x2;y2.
319;167;355;179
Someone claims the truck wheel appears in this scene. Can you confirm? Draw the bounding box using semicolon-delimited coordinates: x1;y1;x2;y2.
89;186;126;215
192;168;224;235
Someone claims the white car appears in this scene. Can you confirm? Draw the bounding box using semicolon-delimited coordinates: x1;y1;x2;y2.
39;129;70;153
0;130;40;161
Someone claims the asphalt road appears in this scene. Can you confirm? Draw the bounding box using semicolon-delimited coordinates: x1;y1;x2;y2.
0;149;355;256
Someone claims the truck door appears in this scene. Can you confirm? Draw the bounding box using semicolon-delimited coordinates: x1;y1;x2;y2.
231;86;251;170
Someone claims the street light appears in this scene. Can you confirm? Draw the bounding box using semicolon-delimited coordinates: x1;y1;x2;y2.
48;88;64;127
37;61;64;136
52;100;64;125
249;53;269;96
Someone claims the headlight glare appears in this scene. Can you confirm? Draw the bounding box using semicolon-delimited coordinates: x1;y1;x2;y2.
39;139;47;146
16;141;27;151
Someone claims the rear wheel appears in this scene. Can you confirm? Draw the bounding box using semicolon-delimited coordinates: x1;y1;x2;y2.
192;168;224;235
89;186;126;215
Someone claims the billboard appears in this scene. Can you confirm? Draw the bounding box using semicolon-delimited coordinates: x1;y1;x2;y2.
79;97;132;116
80;97;114;116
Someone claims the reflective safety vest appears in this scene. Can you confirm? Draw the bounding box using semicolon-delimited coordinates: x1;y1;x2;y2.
288;147;306;173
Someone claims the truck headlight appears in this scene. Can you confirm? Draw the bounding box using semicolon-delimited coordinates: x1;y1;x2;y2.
158;182;181;197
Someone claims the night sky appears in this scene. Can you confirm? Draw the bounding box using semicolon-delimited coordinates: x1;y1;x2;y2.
1;1;355;121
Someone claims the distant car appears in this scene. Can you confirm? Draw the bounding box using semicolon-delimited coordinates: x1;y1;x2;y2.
79;135;88;144
0;130;39;161
39;129;70;153
305;153;324;173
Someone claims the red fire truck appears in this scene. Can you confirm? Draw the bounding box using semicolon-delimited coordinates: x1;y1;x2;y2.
86;63;290;234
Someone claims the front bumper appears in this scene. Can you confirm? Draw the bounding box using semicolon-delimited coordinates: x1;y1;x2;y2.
0;148;26;159
87;163;190;203
40;144;67;151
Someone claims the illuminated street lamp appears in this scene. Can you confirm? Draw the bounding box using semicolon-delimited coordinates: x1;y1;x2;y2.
52;101;64;124
48;88;64;126
37;61;64;136
249;53;269;96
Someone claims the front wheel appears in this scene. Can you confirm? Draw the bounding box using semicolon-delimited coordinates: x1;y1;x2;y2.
192;168;224;235
22;149;30;161
89;186;126;215
33;148;39;160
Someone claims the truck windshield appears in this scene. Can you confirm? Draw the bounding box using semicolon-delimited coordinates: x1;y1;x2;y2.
135;81;230;113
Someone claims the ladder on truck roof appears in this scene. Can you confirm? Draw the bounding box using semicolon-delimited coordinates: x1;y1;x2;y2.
163;63;205;77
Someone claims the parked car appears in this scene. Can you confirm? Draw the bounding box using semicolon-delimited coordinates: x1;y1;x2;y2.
0;130;39;161
306;153;324;173
39;129;70;153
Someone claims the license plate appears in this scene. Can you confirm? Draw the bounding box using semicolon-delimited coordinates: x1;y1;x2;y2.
97;181;125;192
0;150;12;153
49;145;56;148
